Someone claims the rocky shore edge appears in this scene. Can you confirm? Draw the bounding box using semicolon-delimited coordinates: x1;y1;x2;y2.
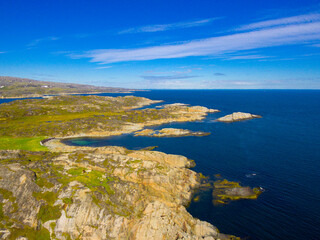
0;137;239;240
0;95;263;239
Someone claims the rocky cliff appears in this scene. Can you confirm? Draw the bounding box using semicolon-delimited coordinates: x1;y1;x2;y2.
0;146;238;240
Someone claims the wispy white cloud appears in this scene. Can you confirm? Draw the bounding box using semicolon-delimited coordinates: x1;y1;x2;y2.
27;36;59;47
225;54;272;60
236;13;320;31
0;51;6;54
69;13;320;64
118;18;218;34
312;43;320;47
95;66;112;69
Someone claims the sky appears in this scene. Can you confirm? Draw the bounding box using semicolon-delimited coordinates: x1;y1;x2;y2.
1;0;320;89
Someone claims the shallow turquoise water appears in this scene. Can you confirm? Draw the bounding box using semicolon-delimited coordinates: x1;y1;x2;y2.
3;90;320;239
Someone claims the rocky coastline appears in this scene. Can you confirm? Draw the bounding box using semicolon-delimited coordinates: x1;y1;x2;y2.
0;95;262;239
0;141;239;240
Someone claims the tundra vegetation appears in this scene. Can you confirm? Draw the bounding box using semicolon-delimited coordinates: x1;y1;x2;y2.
0;95;171;150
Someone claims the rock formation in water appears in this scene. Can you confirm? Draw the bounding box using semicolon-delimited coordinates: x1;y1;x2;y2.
212;179;262;205
134;128;210;137
216;112;262;122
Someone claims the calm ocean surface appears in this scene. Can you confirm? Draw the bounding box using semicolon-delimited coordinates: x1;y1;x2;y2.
2;90;320;239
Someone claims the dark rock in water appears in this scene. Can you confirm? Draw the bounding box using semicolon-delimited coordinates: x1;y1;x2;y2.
212;179;262;205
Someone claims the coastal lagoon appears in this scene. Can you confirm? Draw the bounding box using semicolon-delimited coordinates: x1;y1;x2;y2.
2;90;320;239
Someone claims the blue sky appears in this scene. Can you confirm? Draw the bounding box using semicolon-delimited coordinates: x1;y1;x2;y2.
1;0;320;89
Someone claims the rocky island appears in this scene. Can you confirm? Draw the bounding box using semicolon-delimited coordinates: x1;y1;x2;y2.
0;95;242;239
134;128;211;137
216;112;262;122
212;179;262;205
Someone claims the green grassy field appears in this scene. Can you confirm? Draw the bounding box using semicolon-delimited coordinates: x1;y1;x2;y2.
0;136;48;151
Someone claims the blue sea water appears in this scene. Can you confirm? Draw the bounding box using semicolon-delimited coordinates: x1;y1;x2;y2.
2;90;320;239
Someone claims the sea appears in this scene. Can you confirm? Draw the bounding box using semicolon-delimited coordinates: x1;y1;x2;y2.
2;90;320;240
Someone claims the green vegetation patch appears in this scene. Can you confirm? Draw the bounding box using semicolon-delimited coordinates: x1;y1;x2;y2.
68;168;115;195
0;188;18;213
0;136;48;151
62;197;73;205
8;225;50;240
36;177;55;189
0;95;178;141
33;191;59;205
37;204;62;223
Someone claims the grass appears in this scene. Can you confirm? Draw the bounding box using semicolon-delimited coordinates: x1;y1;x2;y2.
0;136;48;151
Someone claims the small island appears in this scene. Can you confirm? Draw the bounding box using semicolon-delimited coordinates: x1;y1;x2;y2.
134;128;211;137
213;179;263;205
216;112;262;122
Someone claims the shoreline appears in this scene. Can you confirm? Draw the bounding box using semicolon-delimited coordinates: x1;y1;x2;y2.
40;137;238;240
0;94;239;239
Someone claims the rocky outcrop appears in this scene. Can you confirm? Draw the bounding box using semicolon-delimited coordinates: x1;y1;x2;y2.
0;148;239;240
134;128;211;137
213;179;262;205
216;112;262;122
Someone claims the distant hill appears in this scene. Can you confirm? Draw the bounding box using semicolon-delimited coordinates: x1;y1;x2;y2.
0;76;132;98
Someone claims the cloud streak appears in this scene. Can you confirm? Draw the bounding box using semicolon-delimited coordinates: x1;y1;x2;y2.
95;66;112;69
69;13;320;64
118;18;217;34
236;13;320;31
140;75;198;81
226;54;272;60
